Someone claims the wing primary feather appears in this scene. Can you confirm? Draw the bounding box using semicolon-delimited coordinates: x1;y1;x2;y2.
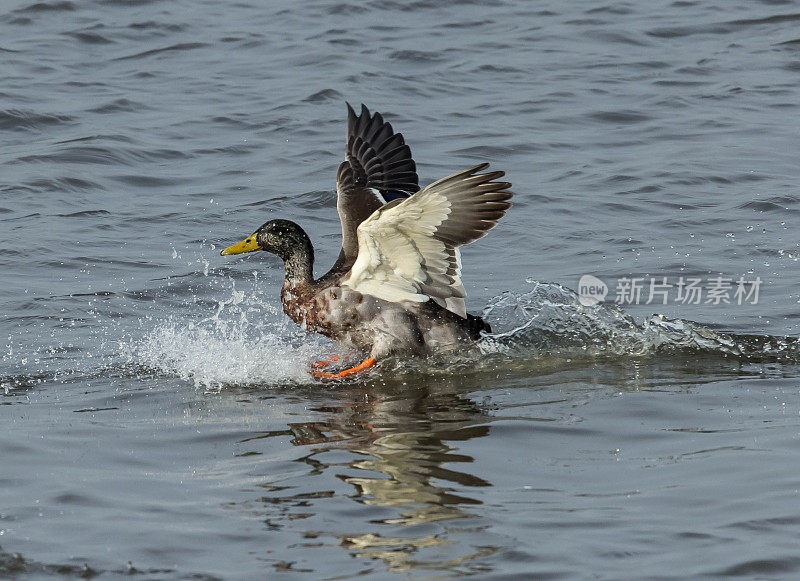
333;105;422;271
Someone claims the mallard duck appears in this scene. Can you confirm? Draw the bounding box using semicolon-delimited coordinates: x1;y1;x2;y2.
221;104;513;378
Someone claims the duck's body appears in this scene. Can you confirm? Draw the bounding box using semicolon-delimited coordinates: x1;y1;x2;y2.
221;105;512;378
283;282;477;355
280;263;489;360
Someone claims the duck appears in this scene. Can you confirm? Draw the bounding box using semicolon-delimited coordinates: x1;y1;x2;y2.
220;104;513;378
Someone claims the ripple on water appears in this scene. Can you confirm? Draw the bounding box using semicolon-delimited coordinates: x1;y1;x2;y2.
586;110;652;124
12;1;76;13
22;177;103;193
302;88;343;103
0;109;72;131
114;42;208;61
63;31;114;45
86;98;147;113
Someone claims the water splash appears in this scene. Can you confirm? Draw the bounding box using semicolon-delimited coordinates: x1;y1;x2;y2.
479;281;800;362
121;279;324;390
8;274;799;395
125;278;800;388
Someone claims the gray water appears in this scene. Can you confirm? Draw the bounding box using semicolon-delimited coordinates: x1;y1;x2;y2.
3;0;800;578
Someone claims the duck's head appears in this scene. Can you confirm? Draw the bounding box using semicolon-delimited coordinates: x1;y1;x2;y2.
220;219;311;262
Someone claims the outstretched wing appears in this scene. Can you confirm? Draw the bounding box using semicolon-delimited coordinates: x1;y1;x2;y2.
341;163;512;318
333;103;420;273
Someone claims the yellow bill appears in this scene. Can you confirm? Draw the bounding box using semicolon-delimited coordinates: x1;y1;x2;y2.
220;234;259;255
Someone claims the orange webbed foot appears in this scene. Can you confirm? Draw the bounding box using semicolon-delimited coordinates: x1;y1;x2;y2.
311;357;376;380
311;355;341;370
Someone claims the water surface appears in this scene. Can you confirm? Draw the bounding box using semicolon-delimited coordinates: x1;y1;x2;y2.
3;0;800;578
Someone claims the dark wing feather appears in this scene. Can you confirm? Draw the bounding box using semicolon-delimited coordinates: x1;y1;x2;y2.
329;104;420;276
344;103;419;200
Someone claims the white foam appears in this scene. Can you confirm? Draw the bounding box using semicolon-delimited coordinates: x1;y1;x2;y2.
123;279;324;389
135;322;315;389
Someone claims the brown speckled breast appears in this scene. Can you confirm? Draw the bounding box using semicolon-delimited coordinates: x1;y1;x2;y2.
281;280;342;339
280;278;480;358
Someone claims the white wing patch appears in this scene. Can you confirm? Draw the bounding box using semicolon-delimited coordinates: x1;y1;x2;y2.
342;187;460;309
340;164;512;319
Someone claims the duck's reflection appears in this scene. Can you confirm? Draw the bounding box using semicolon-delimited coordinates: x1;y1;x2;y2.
245;374;499;572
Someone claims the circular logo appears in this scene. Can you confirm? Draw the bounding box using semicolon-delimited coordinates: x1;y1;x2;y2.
578;274;608;306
